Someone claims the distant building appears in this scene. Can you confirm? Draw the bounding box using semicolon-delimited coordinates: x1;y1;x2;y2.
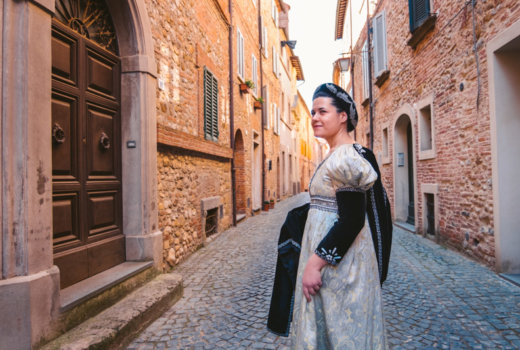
335;0;520;272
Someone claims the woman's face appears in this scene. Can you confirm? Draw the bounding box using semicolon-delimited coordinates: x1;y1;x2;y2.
311;97;347;140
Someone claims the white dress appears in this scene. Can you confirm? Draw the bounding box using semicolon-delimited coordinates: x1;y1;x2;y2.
291;144;387;350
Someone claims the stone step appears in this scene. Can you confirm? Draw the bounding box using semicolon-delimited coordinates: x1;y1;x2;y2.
41;273;182;350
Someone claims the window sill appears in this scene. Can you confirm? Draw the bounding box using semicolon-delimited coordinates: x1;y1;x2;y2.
375;70;390;88
419;149;436;160
361;97;369;107
407;14;437;49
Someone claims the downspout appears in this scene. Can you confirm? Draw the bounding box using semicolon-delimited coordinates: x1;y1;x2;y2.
229;0;237;226
366;1;374;150
259;0;266;206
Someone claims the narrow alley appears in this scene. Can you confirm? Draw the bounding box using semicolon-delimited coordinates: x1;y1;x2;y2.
128;194;520;350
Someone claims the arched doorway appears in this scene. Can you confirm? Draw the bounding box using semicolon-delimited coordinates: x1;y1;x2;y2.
394;114;416;226
234;130;246;216
51;1;124;288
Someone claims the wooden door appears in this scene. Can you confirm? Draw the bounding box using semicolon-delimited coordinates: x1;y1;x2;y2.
51;16;123;289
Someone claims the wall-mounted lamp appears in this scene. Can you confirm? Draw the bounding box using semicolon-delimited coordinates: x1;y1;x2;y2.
281;40;297;49
334;56;351;72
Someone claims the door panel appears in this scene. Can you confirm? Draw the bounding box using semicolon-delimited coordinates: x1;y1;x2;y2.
86;105;117;177
86;49;117;98
54;247;89;288
52;92;78;179
52;192;80;246
88;236;125;276
51;28;77;85
88;190;119;236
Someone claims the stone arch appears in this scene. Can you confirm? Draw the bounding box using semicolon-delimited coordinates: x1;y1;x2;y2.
393;104;417;227
234;129;247;216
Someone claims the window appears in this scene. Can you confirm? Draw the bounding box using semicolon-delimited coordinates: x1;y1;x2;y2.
409;0;431;32
263;86;270;129
417;94;435;159
362;40;370;100
203;67;218;141
263;26;268;57
252;55;258;95
237;28;244;79
372;11;388;78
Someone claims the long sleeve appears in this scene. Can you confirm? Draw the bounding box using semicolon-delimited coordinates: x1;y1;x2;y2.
314;144;377;265
314;190;366;265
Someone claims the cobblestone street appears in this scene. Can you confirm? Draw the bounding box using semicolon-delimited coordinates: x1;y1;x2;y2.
128;194;520;350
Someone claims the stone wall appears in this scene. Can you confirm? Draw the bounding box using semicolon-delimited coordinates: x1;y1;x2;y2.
351;0;520;267
158;146;232;269
147;0;233;269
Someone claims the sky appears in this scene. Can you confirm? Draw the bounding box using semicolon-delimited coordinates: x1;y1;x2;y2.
284;0;346;109
285;0;369;110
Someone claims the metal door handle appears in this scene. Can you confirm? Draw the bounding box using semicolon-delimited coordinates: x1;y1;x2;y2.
52;123;66;144
99;132;111;150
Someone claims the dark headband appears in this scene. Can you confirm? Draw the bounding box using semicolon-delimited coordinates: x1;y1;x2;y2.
312;83;358;132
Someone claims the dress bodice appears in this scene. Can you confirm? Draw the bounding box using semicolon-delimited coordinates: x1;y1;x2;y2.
309;143;377;212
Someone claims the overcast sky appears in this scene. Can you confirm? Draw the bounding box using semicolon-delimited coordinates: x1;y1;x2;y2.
285;0;346;110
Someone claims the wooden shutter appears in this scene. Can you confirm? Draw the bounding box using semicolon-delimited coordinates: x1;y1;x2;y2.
362;41;370;99
204;68;218;141
262;86;269;129
409;0;430;32
373;11;387;77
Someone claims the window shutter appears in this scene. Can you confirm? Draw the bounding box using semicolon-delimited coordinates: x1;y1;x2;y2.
204;68;218;141
362;41;370;99
252;55;258;95
211;75;218;141
409;0;430;32
262;86;269;129
237;29;244;78
373;11;387;77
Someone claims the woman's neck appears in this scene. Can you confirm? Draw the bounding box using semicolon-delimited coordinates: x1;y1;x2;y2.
326;131;356;151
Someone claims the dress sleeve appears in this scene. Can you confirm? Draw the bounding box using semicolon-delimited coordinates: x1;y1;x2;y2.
315;145;378;265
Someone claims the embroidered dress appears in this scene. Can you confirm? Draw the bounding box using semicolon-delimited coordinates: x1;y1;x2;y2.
291;144;387;349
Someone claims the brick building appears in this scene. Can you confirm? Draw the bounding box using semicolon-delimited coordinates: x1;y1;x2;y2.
0;0;314;346
335;0;520;273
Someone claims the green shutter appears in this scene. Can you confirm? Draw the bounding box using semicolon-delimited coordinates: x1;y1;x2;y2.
409;0;430;32
203;68;219;141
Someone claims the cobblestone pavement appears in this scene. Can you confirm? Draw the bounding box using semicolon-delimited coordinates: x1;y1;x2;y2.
128;193;520;350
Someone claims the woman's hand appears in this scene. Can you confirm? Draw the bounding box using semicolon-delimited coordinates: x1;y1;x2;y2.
302;254;328;302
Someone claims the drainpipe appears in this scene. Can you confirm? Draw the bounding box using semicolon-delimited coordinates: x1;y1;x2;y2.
229;0;236;226
366;1;374;150
259;0;266;206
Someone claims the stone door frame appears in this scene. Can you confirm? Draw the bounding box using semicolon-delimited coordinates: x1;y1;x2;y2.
0;0;160;345
487;19;520;274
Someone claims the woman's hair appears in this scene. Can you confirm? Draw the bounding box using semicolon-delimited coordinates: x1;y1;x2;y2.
312;83;358;132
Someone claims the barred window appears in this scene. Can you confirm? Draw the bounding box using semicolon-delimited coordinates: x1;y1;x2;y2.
204;67;219;142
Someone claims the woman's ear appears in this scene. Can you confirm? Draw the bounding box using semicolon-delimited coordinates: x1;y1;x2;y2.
339;111;348;124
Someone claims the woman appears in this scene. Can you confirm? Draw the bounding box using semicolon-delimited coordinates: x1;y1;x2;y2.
291;83;387;349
